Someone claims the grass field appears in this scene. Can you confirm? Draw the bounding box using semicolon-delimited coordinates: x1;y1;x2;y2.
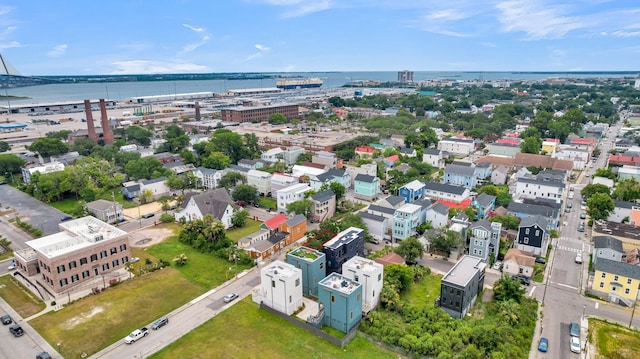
226;219;262;243
29;268;205;359
149;299;400;359
257;197;277;210
0;275;46;317
401;272;442;306
589;318;640;358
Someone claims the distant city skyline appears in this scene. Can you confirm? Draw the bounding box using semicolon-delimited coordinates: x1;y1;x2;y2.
0;1;639;76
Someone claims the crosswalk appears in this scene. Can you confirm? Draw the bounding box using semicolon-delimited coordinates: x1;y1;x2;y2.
555;236;591;254
556;245;584;254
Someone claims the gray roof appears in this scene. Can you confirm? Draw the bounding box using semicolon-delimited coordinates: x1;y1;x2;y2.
517;177;565;188
432;202;449;215
519;214;548;230
123;183;140;191
475;193;496;208
400;147;415;154
471;219;492;231
423;181;467;196
286;214;307;227
191;197;232;220
182;188;233;210
367;204;396;215
423;148;441;155
141;176;168;185
508;202;559;218
442;255;486;287
310;189;335;203
476;161;492;168
414;198;432;209
360;211;386;222
383;195;405;207
86;199;120;211
445;163;476;177
442;137;473;144
614;200;637;209
196;167;219;175
354;174;376;183
593;236;624;253
522;198;562;209
163;160;185;169
315;168;346;183
594;258;640;280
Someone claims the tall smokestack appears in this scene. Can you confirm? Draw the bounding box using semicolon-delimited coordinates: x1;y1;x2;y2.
99;99;114;145
195;101;201;121
84;100;98;142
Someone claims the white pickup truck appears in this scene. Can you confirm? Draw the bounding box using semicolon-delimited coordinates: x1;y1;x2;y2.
124;327;149;344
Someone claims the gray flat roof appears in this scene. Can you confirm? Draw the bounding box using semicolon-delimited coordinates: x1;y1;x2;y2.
442;255;485;287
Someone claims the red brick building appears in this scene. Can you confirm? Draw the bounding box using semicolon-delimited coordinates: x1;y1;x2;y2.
221;104;299;123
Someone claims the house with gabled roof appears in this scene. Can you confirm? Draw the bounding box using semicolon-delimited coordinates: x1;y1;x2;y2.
444;163;477;189
469;220;502;263
399;180;426;203
592;258;640;306
309;189;336;223
193;167;222;189
365;204;396;221
423;148;445;169
515;214;549;256
378;195;406;209
502;248;535;278
271;173;298;197
423;182;471;205
261;213;288;231
399;147;417;157
174;188;236;228
277;183;312;214
592;236;625;266
384;155;400;168
309;168;351;191
84;199;124;224
426;202;449;229
491;165;509;185
354;174;380;201
359;211;389;242
472;193;496;220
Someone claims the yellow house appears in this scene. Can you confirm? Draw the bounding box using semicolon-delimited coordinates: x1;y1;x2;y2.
592;258;640;305
541;138;560;155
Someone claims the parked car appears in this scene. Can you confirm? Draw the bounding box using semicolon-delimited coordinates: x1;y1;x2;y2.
124;327;149;344
493;261;502;270
578;223;585;232
538;337;548;352
1;314;11;325
142;213;155;219
535;257;546;265
570;336;581;353
9;323;24;337
516;275;530;286
60;215;73;222
570;321;580;337
8;260;16;270
151;316;169;330
223;292;239;303
575;254;583;264
36;352;53;359
580;212;586;219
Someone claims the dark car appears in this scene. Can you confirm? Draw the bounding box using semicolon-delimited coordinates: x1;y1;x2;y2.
1;314;11;325
223;292;239;303
142;213;155;219
516;275;531;286
570;321;580;337
9;323;24;337
36;352;53;359
60;215;73;222
151;316;169;330
538;337;548;352
535;257;546;265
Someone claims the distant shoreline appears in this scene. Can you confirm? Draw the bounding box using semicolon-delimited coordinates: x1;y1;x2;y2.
0;95;29;101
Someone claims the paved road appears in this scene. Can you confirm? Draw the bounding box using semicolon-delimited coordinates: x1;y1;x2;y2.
0;185;68;240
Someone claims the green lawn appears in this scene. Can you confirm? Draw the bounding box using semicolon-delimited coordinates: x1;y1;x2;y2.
149;299;400;359
0;275;46;317
258;197;277;210
29;268;205;359
49;197;83;214
146;233;252;288
401;272;442;306
590;317;640;358
226;219;262;242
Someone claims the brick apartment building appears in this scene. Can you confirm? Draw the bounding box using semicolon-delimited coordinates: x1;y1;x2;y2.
13;216;130;294
221;104;299;123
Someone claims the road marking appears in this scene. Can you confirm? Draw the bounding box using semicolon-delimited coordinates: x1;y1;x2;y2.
595;303;599;310
556;245;582;253
528;286;536;297
556;282;578;290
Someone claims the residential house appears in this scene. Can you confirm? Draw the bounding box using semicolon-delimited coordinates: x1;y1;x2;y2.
399;147;417;157
238;159;265;170
21;162;65;184
507;200;560;230
491;165;509;185
292;164;326;179
423;148;445;169
255;260;303;315
515;214;549;256
345;164;377;187
553;147;590;170
277;183;312;214
541;138;560;154
342;256;384;313
261;147;285;164
438;137;475;157
193;167;222;190
286;247;326;297
237;229;271;250
84;199;123;224
309;190;336;223
398;180;426;203
243;232;288;264
247;169;273;197
472;193;496;220
394;163;412;174
514;174;565;203
618;165;640;182
282;146;305;166
323;227;365;274
592;236;625;266
359;211;389;242
443;164;477;189
354;174;380;201
271;173;299;197
355;145;376;159
378;195;406;209
468;220;502;263
280;214;307;243
309;168;351;191
384;155;399;169
317;273;363;333
611;201;637;223
423;182;471;205
374;253;406;267
591;258;640;306
392;203;422;241
426;202;449;229
174;188;236;229
121;181;141;200
260;213;288;231
502;248;535;278
163;161;196;175
312;151;341;169
139;177;170;200
414;198;433;225
439;255;486;319
474;162;492;184
365;204;396;222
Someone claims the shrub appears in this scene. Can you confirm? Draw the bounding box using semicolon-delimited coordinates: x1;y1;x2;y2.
159;213;174;223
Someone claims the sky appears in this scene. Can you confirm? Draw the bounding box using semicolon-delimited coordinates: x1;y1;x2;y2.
0;0;639;75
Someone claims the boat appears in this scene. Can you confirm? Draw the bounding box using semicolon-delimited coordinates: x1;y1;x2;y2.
276;77;323;89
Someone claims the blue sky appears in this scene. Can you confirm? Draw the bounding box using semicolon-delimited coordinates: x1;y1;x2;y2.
0;0;639;75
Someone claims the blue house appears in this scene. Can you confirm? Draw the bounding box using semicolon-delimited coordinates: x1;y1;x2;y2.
468;220;502;263
309;168;351;191
286;246;327;297
392;203;423;241
472;193;496;220
323;227;365;274
318;273;363;333
398;180;426;203
443;163;477;189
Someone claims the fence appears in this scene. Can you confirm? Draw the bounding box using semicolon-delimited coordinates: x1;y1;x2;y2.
259;302;359;348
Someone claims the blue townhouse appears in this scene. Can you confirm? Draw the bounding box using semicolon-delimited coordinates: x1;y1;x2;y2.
323;227;365;274
398;180;426;203
318;273;363;333
286;246;327;297
392;203;423;241
472;193;496;220
443;163;478;189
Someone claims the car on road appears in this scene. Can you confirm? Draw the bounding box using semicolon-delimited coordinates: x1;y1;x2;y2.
60;215;73;222
124;327;149;344
9;323;24;337
492;261;502;270
535;257;546;265
151;316;169;330
223;292;239;303
1;314;11;325
8;260;16;270
538;337;548;352
570;336;581;353
575;253;583;264
142;213;155;219
36;352;53;359
580;212;586;219
578;223;585;232
570;321;580;337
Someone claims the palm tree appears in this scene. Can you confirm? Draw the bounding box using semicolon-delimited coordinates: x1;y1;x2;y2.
173;253;188;266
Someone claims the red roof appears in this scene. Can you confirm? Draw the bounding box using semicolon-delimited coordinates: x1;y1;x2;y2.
386;155;399;162
496;138;520;145
374;253;406;266
263;213;287;230
355;146;375;153
570;138;596;145
436;198;472;209
609;155;640;164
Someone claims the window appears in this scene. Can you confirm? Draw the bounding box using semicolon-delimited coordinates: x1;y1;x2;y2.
110;247;117;255
69;261;77;269
112;259;119;267
350;311;353;319
100;250;107;259
71;274;79;283
456;301;460;308
90;254;98;262
320;262;324;269
356;293;361;302
331;295;335;303
628;279;632;285
378;273;382;281
614;275;619;281
295;278;300;287
354;275;359;282
535;230;540;236
123;256;129;263
524;237;529;244
80;257;88;265
601;272;606;278
82;270;90;279
289;295;292;303
57;265;65;274
625;288;630;294
59;278;68;287
102;263;109;271
599;282;604;288
120;244;127;251
525;228;530;235
456;290;461;296
272;280;275;288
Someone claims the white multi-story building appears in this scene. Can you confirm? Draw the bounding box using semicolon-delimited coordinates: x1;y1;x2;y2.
256;260;303;315
514;177;565;203
342;256;384;313
271;173;298;197
193;167;222;189
247;169;272;196
277;183;312;213
437;138;474;157
21;162;65;184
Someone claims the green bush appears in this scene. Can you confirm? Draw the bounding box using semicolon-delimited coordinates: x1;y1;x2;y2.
159;213;174;223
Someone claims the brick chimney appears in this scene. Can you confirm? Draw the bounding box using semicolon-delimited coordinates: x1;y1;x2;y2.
194;101;201;121
84;100;98;142
99;99;114;145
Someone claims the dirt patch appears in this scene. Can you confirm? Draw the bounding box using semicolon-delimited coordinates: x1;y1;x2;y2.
128;228;174;247
63;304;109;329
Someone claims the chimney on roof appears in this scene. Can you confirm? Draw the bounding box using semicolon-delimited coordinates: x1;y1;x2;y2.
195;101;201;121
99;99;114;145
84;100;98;142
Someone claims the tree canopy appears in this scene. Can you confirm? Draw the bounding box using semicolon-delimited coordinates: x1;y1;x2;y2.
395;237;425;264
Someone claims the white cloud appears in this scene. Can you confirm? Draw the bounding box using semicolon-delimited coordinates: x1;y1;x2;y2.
46;44;68;57
246;52;262;60
181;34;210;53
425;9;472;22
0;6;14;16
182;23;205;32
0;40;21;50
609;30;640;38
255;43;270;51
110;60;210;74
495;0;586;40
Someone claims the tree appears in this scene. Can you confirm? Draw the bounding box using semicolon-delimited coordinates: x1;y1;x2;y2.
612;178;640;201
46;130;73;141
0;154;26;175
218;172;245;189
395;237;424;264
173;253;188;266
286;199;313;217
160;124;190;153
124;125;153;146
232;209;249;228
124;157;165;180
29;137;70;157
594;168;616;180
268;113;288;125
587;192;614;220
520;136;541;154
207;129;248;164
0;141;9;152
489;214;520;230
493;275;525;303
581;183;610;199
202;151;231;170
428;228;462;256
138;189;154;204
231;184;258;204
